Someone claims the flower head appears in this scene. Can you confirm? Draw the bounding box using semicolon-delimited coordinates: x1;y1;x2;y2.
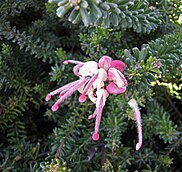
46;56;142;150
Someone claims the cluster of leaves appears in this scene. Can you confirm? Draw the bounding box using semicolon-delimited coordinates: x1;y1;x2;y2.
0;0;181;171
149;0;182;23
49;0;161;33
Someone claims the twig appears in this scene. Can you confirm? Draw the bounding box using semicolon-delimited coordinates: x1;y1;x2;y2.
55;139;65;159
166;137;182;156
164;91;182;118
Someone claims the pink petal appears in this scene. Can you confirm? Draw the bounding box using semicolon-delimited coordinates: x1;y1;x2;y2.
88;110;97;120
106;82;126;94
51;104;59;112
51;78;89;111
111;60;126;72
92;95;103;141
45;95;52;101
79;94;87;102
92;132;99;141
108;68;128;87
98;56;112;71
73;64;83;76
45;80;81;100
58;88;71;98
92;89;108;141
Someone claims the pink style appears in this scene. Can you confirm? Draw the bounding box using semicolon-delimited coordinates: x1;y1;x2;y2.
45;56;142;150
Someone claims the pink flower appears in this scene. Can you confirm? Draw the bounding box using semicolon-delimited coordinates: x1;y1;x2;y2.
46;56;142;150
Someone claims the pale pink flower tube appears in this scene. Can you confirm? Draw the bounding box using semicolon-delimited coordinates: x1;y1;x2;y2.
128;99;142;150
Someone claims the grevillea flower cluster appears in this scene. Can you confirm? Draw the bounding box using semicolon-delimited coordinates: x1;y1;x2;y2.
45;56;142;150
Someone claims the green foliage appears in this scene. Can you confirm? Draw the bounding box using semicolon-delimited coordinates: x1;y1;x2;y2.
49;0;161;33
149;0;182;23
0;0;181;171
103;95;128;151
143;101;180;143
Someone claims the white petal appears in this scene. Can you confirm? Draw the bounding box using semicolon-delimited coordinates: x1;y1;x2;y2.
88;91;97;103
79;61;98;77
96;89;109;108
93;68;107;90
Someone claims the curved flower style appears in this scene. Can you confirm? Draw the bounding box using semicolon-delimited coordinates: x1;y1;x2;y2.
45;56;142;150
128;99;142;151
